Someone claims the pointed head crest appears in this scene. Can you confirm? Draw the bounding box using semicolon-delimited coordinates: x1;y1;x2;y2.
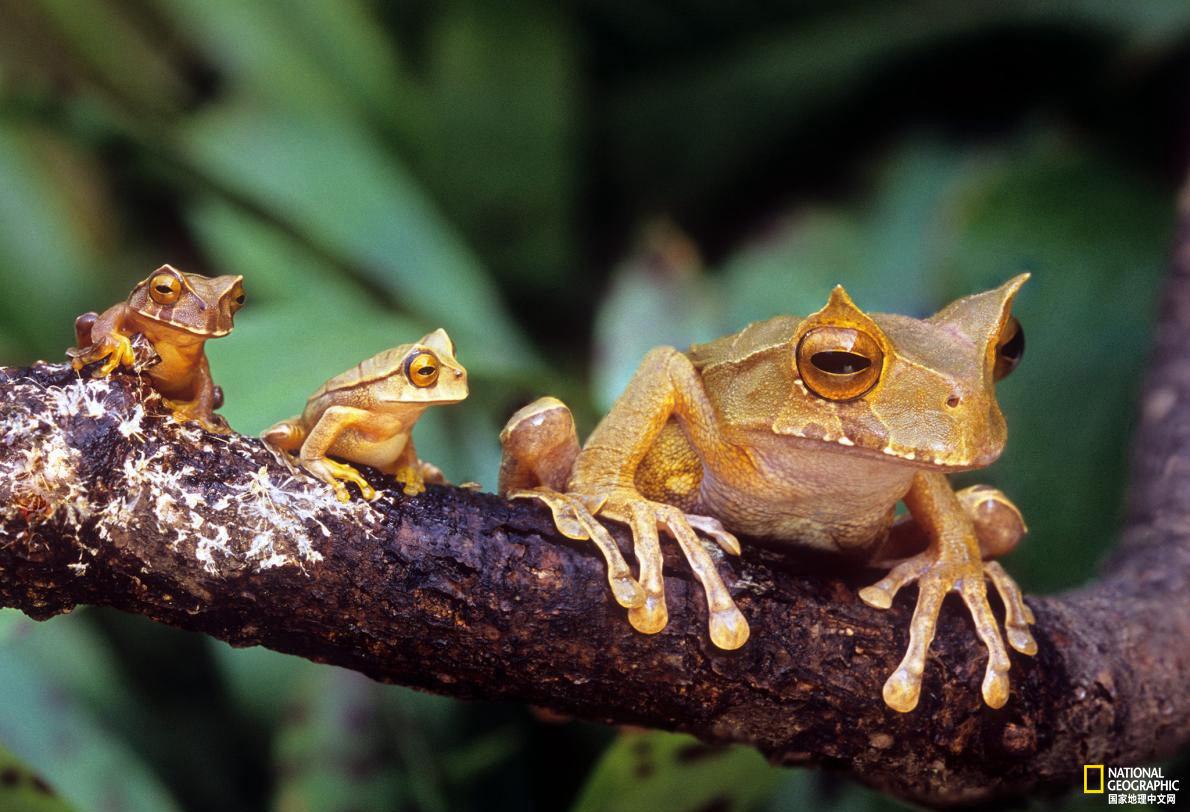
929;273;1029;351
790;286;893;403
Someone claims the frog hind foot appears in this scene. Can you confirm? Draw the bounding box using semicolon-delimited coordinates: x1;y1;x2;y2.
394;463;427;496
509;488;646;611
260;419;304;472
164;399;231;435
859;546;1035;713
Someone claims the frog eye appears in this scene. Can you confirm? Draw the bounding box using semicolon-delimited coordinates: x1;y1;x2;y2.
405;351;440;387
993;316;1024;381
149;272;182;305
796;326;884;401
229;283;247;313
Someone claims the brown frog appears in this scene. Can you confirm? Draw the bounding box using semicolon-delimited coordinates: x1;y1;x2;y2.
70;265;244;433
262;329;468;502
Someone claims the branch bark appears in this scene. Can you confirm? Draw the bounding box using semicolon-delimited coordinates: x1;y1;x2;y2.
2;230;1189;807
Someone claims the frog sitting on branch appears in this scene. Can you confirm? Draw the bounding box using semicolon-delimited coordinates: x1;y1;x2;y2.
499;277;1033;713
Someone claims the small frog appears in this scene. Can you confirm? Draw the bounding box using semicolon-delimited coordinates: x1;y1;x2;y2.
70;265;245;433
499;277;1034;713
263;329;468;502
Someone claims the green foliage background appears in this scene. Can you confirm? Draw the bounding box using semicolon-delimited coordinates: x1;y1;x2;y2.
0;1;1187;810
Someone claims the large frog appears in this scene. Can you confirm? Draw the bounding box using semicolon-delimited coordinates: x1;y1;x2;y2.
498;277;1033;713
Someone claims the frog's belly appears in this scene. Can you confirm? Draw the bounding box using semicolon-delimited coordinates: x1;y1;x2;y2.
638;424;912;555
328;427;409;470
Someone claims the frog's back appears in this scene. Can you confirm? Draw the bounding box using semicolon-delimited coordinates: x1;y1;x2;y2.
688;315;802;370
301;345;412;422
313;347;408;397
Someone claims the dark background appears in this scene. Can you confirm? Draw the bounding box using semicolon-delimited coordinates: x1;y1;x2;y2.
0;1;1187;810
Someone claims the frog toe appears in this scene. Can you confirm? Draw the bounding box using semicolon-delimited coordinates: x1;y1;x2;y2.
658;506;749;650
883;664;924;714
305;458;376;501
985;561;1038;655
866;548;1029;712
511;489;645;610
395;465;426;496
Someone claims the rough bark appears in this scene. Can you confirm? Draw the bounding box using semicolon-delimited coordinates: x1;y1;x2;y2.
2;237;1189;807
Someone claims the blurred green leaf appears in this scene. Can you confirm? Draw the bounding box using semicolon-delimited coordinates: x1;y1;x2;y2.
151;0;424;140
177;102;538;376
423;0;578;288
572;731;783;812
212;643;318;729
0;621;182;812
592;222;721;410
0;609;30;645
5;613;133;724
272;668;406;812
610;0;1190;207
0;742;77;812
0;120;109;360
31;0;186;113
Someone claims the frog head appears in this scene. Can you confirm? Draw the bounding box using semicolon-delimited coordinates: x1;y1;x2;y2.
769;275;1028;470
376;328;469;405
127;264;245;338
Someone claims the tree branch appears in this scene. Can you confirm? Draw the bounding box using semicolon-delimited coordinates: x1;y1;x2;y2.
3;229;1190;806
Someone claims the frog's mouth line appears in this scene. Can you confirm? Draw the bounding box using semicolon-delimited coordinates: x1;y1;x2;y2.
140;312;233;338
791;432;998;472
376;395;468;405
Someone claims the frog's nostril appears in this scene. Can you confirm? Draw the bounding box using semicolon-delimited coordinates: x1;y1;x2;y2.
946;395;961;409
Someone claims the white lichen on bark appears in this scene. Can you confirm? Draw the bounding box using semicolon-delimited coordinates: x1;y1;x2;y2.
1;365;382;575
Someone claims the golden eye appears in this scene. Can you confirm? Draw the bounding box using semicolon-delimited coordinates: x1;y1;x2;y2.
993;316;1024;381
149;273;182;305
796;326;884;401
405;351;440;387
230;283;246;313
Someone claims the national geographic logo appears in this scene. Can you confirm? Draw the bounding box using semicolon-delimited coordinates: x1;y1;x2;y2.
1085;765;1180;805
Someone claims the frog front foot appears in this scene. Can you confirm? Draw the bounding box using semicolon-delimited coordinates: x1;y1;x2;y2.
302;457;377;502
70;332;136;377
859;545;1036;713
511;487;750;650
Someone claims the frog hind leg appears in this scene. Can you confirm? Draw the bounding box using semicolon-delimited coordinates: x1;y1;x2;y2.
74;312;97;348
159;357;230;434
498;397;580;493
499;397;646;611
262;418;304;450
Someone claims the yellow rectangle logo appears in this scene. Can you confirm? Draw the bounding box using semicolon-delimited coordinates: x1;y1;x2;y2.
1084;764;1105;794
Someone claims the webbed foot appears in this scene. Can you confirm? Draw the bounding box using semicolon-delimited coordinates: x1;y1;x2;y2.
512;487;749;650
302;457;377;502
859;545;1036;712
